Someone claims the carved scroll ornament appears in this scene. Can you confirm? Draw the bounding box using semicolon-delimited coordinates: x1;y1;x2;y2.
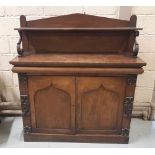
133;30;139;57
133;40;139;57
17;31;23;56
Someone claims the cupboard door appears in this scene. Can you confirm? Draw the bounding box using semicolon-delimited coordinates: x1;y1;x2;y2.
76;77;126;134
28;76;75;134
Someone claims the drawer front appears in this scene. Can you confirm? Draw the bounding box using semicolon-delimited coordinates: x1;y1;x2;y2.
76;77;127;134
28;76;75;134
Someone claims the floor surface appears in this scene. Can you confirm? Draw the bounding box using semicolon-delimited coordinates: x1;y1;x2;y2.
0;117;155;148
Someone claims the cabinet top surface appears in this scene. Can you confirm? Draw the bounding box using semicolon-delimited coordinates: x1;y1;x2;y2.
10;54;146;68
15;27;142;31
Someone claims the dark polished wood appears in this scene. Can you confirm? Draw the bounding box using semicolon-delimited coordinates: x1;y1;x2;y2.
12;67;144;75
10;13;146;143
14;13;142;56
76;77;126;134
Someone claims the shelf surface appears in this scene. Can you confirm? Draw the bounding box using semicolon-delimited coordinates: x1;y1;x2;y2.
15;27;142;31
10;54;146;68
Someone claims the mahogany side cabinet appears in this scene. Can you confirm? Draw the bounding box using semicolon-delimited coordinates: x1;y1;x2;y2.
10;13;146;143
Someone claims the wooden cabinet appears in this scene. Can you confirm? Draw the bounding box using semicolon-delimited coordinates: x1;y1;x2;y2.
10;13;146;143
28;76;127;135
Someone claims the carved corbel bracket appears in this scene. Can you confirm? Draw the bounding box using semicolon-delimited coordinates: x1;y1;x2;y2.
124;97;134;117
134;30;139;37
17;31;23;56
133;30;139;57
133;40;139;57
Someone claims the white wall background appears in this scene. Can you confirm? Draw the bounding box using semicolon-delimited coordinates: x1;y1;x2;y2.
132;7;155;109
0;6;154;110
